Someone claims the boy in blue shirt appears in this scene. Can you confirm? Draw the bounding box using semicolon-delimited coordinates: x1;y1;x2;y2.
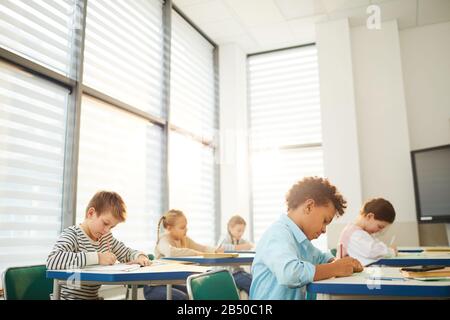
250;177;363;300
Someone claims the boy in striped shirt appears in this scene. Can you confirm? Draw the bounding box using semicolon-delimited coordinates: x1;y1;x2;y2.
47;191;151;300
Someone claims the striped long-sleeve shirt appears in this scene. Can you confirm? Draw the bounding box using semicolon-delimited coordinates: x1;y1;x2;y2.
47;225;143;300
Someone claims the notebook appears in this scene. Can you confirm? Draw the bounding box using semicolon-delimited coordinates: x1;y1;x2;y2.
401;267;450;279
423;246;450;252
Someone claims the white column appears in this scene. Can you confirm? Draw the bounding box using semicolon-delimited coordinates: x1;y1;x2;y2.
350;20;419;245
316;19;363;248
218;44;251;239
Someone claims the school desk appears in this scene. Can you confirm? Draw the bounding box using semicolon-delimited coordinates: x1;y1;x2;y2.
307;267;450;299
46;263;210;300
372;252;450;266
162;253;255;266
398;246;450;253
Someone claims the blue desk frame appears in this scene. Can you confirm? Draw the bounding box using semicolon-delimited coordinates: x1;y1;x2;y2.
47;269;204;300
372;257;450;267
307;281;450;298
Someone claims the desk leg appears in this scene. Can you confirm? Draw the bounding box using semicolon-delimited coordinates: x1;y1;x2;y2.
316;293;331;300
166;284;172;300
53;280;61;300
131;285;138;300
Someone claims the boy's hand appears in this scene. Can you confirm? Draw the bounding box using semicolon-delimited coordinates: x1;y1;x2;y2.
215;246;225;253
332;257;357;277
130;254;151;267
351;258;364;272
98;252;117;265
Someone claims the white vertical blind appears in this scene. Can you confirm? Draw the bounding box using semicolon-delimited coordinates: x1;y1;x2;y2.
248;46;327;250
76;95;164;253
0;60;68;272
168;132;216;245
249;46;322;149
170;10;216;140
83;0;165;117
169;10;217;245
0;0;78;75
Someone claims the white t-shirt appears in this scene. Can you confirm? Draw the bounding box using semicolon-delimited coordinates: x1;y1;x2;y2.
347;229;395;266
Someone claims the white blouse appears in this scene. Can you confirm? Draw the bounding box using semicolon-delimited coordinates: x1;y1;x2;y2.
347;229;395;266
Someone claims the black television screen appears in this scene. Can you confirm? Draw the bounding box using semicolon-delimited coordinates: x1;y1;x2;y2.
411;144;450;223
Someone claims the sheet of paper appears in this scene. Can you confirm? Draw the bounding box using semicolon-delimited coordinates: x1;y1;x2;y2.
83;263;141;272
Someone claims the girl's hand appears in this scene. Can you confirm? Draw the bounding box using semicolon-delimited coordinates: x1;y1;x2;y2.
215;246;225;253
391;245;398;256
236;243;253;251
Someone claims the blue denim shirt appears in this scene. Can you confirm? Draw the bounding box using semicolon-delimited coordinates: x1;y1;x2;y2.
249;214;334;300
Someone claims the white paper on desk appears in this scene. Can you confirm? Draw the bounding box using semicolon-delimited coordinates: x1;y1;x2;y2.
83;263;141;272
138;263;211;273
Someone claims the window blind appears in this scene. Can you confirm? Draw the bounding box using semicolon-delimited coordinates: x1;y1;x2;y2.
0;0;78;75
0;60;68;272
170;10;216;140
248;46;327;250
168;131;216;245
168;10;217;245
76;95;165;253
83;0;165;117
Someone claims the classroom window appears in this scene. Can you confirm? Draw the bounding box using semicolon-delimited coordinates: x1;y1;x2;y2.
76;96;165;253
75;0;166;253
0;60;69;272
0;0;81;275
168;10;218;244
0;0;220;273
0;0;78;76
248;45;327;250
82;0;165;117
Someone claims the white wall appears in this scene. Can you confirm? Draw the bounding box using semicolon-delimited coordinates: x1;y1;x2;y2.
218;43;252;240
317;19;421;248
399;22;450;151
315;19;363;225
351;20;417;224
400;21;450;245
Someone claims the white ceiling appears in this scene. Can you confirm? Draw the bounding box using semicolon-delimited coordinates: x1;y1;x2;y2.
173;0;450;53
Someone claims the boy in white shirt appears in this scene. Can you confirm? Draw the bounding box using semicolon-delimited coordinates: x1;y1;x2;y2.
338;198;397;266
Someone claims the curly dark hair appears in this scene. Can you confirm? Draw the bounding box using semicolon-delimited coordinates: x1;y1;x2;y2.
285;177;347;216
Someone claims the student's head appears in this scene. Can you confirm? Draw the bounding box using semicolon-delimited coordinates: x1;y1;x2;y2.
157;209;187;242
358;198;396;234
227;215;247;241
84;191;127;240
286;177;347;240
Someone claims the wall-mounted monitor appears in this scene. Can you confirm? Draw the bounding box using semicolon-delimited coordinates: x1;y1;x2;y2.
411;144;450;223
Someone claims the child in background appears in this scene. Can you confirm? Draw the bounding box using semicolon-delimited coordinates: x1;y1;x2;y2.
338;198;397;266
144;209;223;300
217;215;253;294
250;177;363;300
47;191;151;300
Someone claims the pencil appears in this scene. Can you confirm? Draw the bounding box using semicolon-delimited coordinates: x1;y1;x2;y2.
339;243;343;258
389;235;396;247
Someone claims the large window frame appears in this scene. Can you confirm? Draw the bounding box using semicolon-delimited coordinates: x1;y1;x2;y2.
247;44;326;250
0;0;220;267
